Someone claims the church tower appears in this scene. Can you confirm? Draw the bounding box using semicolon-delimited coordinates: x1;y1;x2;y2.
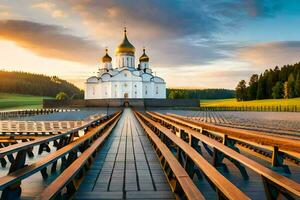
139;47;149;70
139;47;152;74
115;28;135;68
102;48;112;70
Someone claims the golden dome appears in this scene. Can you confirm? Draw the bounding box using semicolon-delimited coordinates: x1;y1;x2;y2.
102;48;112;63
115;28;135;55
139;47;149;62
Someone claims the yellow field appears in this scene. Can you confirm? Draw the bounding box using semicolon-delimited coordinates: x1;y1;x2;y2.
201;98;300;107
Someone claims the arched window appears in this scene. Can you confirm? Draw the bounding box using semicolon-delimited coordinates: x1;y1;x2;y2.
92;86;95;95
156;86;159;94
127;57;129;67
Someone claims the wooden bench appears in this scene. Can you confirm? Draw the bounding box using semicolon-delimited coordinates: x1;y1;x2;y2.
134;112;205;200
167;113;300;153
0;112;121;199
148;112;300;199
135;112;250;200
36;114;120;200
0;113;117;158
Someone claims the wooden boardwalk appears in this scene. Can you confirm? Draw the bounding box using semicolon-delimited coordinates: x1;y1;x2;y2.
0;108;299;199
76;109;174;199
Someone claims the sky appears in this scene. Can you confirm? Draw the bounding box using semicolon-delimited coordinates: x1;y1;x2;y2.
0;0;300;89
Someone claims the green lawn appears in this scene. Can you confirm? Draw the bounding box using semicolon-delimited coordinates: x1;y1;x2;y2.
201;98;300;107
0;93;52;110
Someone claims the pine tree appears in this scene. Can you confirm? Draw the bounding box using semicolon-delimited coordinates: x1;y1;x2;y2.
295;71;300;97
288;73;295;98
284;81;289;99
247;74;258;100
236;80;247;101
256;75;265;99
272;81;284;99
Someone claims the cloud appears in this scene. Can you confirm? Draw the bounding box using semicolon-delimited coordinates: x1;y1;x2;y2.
238;41;300;68
0;19;101;65
31;2;67;18
50;0;283;68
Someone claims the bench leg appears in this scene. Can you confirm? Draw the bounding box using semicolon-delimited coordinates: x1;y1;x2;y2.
1;150;27;200
212;148;229;173
272;146;291;174
223;136;249;180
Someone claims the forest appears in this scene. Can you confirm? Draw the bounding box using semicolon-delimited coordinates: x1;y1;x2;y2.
0;70;83;98
236;62;300;101
167;88;235;99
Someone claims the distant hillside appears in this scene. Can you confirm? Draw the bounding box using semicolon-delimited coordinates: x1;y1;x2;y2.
0;70;83;98
167;88;235;99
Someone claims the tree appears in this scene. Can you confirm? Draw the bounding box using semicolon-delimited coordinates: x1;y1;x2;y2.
272;81;283;99
295;72;300;97
256;75;266;99
284;81;289;99
56;92;69;100
287;73;295;98
235;62;300;101
236;80;247;101
168;90;187;99
247;74;258;100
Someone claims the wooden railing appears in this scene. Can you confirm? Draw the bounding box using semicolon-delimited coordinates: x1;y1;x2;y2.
135;111;250;200
0;111;121;199
148;112;300;199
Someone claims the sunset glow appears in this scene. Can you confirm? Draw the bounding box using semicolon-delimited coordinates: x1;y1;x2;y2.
1;0;300;89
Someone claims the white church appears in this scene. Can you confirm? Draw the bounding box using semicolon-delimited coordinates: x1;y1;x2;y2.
84;28;166;100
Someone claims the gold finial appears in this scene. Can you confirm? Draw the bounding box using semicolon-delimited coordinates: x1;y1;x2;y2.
105;47;108;53
143;46;145;53
124;27;127;34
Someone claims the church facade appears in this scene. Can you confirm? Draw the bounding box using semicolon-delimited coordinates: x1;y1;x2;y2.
84;28;166;100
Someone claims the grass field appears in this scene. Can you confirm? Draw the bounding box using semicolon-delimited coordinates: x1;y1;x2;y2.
0;93;52;110
201;98;300;107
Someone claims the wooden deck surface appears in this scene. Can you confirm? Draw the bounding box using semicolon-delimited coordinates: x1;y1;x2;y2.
76;109;174;199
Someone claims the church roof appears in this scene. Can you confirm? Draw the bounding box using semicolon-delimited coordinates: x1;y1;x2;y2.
102;48;112;63
139;47;149;62
115;28;135;55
